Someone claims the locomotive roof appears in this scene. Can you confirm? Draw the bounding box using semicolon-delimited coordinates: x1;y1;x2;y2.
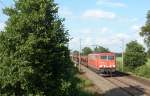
88;52;115;55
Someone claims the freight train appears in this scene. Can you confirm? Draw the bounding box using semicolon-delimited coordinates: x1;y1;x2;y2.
72;52;116;74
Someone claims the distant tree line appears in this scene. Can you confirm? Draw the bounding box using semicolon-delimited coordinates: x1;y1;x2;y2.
72;46;123;57
72;46;110;56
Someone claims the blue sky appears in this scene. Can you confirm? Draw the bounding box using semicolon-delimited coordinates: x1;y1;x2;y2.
0;0;150;52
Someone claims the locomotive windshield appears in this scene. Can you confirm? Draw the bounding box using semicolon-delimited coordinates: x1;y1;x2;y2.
100;56;107;60
108;56;114;60
100;56;114;60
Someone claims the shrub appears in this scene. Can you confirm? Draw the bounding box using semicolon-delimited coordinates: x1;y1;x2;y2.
124;41;147;69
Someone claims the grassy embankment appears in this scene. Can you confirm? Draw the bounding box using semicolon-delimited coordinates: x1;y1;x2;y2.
77;72;101;96
116;57;150;78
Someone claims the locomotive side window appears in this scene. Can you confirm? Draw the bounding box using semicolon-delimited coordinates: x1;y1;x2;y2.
100;56;107;60
108;56;114;60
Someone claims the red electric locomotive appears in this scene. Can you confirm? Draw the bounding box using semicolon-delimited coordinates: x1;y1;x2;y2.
72;52;116;74
87;52;116;73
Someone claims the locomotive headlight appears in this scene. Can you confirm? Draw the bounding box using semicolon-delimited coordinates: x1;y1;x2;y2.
109;65;112;67
99;65;102;68
104;65;106;68
113;65;116;67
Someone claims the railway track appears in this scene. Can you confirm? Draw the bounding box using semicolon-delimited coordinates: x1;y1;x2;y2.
104;77;149;96
88;65;149;95
74;61;150;96
98;71;150;96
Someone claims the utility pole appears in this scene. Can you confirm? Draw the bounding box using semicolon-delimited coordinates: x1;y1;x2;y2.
79;38;81;71
121;39;125;72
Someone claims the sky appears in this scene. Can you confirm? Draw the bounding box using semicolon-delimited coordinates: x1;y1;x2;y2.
0;0;150;52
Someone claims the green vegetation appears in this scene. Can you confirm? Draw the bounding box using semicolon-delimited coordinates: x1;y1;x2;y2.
116;10;150;79
116;57;122;71
135;10;150;78
77;74;93;88
81;46;110;56
94;46;110;53
82;47;92;55
116;57;150;78
73;50;79;55
116;41;150;78
140;10;150;49
135;59;150;78
76;74;99;96
124;40;147;69
0;0;78;95
116;56;132;72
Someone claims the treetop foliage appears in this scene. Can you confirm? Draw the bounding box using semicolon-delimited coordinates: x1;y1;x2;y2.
140;10;150;48
125;41;145;52
0;0;77;95
82;47;92;55
94;46;110;53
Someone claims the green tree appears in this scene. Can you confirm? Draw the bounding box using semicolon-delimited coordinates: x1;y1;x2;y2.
94;46;109;53
140;10;150;57
73;50;79;56
124;41;147;69
147;49;150;58
0;0;77;95
82;47;92;55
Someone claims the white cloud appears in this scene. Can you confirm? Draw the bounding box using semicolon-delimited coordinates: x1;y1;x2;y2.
0;23;5;31
69;37;80;50
79;27;111;37
115;33;130;40
80;28;93;34
69;37;93;51
59;7;73;18
69;32;143;52
131;24;142;32
69;26;145;52
97;0;127;8
81;9;116;20
137;36;144;45
131;18;139;22
100;27;110;33
131;24;145;46
83;37;93;46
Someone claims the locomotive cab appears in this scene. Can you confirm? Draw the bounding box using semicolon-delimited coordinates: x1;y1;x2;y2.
99;54;116;73
88;53;116;74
